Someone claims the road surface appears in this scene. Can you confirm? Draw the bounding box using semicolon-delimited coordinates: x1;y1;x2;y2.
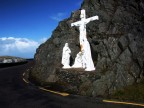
0;61;142;108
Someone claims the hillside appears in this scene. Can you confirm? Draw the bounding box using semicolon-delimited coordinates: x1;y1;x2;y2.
0;56;27;63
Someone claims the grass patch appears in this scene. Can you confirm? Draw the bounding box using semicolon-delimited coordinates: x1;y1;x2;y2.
110;81;144;102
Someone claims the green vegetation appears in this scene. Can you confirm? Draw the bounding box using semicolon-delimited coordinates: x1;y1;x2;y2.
110;80;144;102
0;56;22;59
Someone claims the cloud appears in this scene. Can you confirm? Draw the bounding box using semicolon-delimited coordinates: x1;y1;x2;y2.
50;12;66;21
40;37;47;43
0;37;46;58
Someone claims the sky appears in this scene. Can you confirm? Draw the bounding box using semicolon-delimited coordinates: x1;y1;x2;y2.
0;0;83;58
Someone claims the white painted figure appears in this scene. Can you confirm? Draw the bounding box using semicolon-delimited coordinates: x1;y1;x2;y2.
61;43;71;69
71;9;99;51
72;52;83;68
81;38;95;71
71;9;99;71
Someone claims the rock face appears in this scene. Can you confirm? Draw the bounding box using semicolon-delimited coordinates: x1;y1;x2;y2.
30;0;144;97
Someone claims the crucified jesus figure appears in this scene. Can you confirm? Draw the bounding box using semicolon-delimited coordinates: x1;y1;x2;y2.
71;9;99;71
71;9;99;51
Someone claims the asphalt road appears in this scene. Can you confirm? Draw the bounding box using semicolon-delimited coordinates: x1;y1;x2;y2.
0;61;142;108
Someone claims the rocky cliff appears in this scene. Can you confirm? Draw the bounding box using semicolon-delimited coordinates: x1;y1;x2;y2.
30;0;144;97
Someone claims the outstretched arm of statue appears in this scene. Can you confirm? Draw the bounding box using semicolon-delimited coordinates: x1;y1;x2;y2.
71;21;81;27
85;16;99;24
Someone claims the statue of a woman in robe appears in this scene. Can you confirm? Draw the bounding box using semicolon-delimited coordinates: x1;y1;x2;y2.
61;43;71;68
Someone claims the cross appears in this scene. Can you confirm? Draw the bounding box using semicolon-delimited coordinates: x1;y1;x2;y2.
71;9;99;51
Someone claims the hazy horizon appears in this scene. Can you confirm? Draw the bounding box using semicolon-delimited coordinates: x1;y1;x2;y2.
0;0;83;58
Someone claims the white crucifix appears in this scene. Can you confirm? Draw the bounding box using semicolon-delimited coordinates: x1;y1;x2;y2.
71;9;99;71
71;9;99;51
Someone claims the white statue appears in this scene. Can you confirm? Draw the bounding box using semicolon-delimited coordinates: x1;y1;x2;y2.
81;38;95;71
72;52;83;68
71;9;99;51
71;9;99;71
61;43;71;69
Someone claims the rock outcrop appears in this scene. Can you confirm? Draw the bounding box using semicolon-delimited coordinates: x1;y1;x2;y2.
30;0;144;97
0;56;27;63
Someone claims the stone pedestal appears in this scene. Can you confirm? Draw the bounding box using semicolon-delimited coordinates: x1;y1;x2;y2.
45;68;101;96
